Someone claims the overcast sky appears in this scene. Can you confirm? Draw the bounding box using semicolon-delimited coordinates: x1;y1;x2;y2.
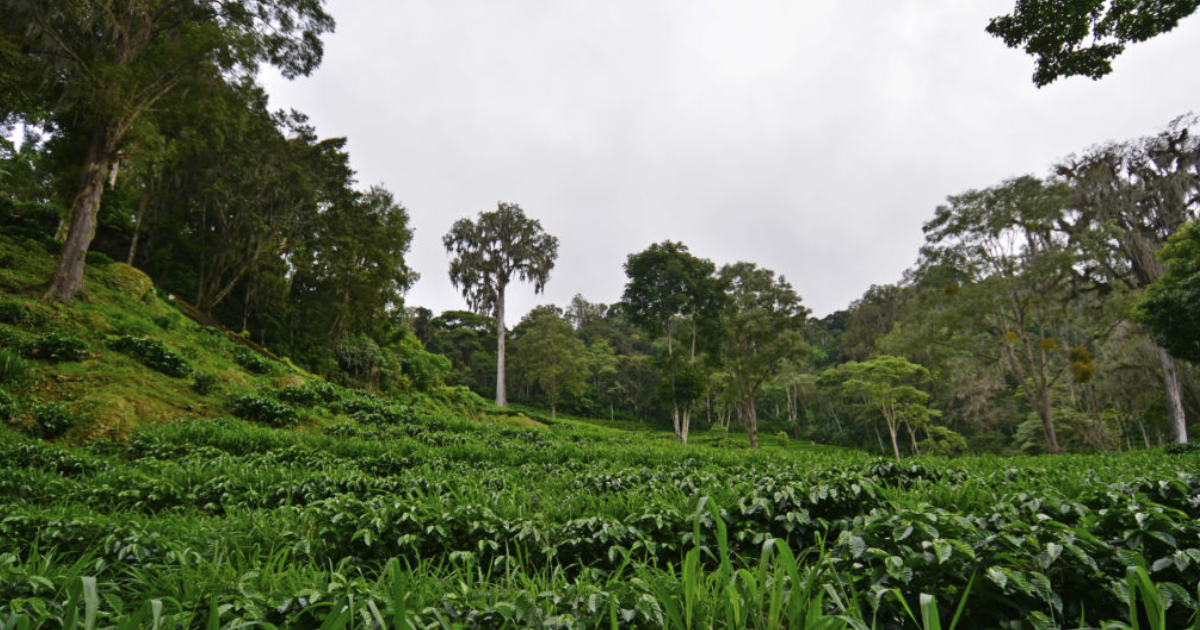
261;1;1200;321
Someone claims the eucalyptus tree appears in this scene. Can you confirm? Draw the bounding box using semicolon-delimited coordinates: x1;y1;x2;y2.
1;0;333;302
717;261;810;449
1057;116;1200;443
988;0;1200;86
622;241;726;442
444;202;559;407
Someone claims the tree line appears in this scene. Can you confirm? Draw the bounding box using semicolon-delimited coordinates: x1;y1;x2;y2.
419;118;1198;456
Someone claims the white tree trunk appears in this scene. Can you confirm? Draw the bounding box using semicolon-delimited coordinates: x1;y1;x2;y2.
495;289;507;407
1158;346;1188;443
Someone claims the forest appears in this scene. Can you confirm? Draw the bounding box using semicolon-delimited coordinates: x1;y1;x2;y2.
2;1;1200;628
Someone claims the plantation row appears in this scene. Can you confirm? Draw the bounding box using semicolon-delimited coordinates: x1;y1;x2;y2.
2;417;1199;629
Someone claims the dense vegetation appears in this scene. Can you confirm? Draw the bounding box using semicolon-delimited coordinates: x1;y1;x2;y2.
3;2;1200;628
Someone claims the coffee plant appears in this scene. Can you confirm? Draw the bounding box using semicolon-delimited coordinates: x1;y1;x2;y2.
106;335;190;377
21;332;88;361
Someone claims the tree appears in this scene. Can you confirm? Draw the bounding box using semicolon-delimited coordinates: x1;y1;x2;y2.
511;310;590;418
622;241;726;442
988;0;1200;86
426;310;498;396
1;0;333;302
1138;219;1200;366
829;356;937;461
1058;116;1200;444
919;175;1122;454
443;202;559;407
718;262;810;449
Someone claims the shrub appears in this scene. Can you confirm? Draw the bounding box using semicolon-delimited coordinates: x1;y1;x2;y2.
0;388;14;422
192;372;219;395
25;402;77;439
0;301;49;329
106;336;190;377
324;421;376;439
85;250;115;266
0;348;28;384
1164;442;1200;455
230;395;297;427
276;385;322;407
776;430;790;449
154;315;175;330
22;332;89;361
233;347;273;375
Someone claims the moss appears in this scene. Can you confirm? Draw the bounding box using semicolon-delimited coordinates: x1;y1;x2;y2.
102;263;155;301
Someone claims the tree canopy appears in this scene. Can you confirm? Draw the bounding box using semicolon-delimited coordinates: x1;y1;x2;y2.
988;0;1200;86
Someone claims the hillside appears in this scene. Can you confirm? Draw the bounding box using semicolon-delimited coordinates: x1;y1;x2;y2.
0;230;503;441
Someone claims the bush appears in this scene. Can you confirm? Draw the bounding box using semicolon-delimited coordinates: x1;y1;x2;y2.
25;402;78;439
153;315;175;330
276;385;322;407
776;430;789;449
192;372;219;395
106;336;190;377
233;347;273;375
0;389;14;422
0;302;49;329
22;332;89;361
230;395;297;427
1164;442;1200;455
0;348;29;384
85;250;114;266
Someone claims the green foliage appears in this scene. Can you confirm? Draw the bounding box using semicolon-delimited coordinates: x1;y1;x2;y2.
1137;219;1200;364
511;310;590;417
21;332;88;361
191;372;219;396
24;402;78;439
987;0;1200;86
229;395;298;427
106;336;190;378
233;347;273;375
0;388;14;422
0;301;48;329
84;250;114;266
0;348;29;385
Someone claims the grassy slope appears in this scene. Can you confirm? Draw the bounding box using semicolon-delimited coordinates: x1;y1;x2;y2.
0;232;510;440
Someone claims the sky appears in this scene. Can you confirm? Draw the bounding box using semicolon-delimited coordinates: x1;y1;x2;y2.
260;0;1200;321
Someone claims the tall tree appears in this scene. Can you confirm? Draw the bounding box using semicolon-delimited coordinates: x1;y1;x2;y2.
443;202;559;407
988;0;1200;86
622;241;726;442
920;175;1119;454
1058;116;1200;444
718;262;810;449
1;0;333;302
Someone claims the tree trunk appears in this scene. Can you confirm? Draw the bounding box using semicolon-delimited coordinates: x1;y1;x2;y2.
1037;387;1061;454
126;182;150;265
888;422;901;461
495;287;507;407
44;122;114;302
744;399;759;449
1158;346;1188;444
